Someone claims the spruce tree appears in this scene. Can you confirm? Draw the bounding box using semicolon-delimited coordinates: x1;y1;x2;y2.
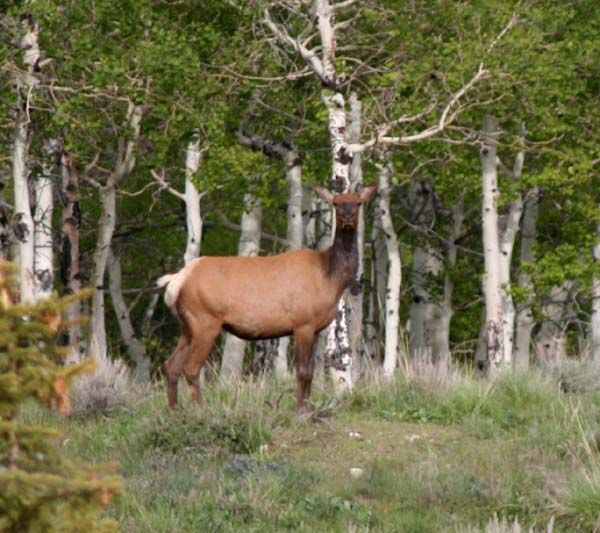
0;261;122;532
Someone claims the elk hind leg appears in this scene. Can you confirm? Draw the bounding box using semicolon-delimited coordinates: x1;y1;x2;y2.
182;318;221;406
164;336;189;409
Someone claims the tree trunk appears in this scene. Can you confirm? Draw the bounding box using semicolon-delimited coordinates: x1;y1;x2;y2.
317;0;355;392
498;127;525;366
12;119;34;303
514;188;539;369
480;115;505;376
59;153;82;362
0;192;9;261
89;186;116;360
88;103;143;360
347;92;365;383
407;180;438;361
12;14;41;303
107;249;150;382
592;214;600;362
377;158;402;379
33;140;59;300
304;188;317;250
409;245;442;361
366;221;387;366
535;283;572;364
431;194;464;364
183;135;203;265
220;192;262;380
254;339;280;376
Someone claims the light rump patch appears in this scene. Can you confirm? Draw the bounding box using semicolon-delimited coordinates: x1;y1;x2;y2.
159;258;204;310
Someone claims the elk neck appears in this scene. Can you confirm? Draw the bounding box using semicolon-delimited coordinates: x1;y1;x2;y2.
324;224;359;286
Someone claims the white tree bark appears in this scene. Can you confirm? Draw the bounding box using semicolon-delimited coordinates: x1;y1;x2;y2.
183;135;203;265
592;214;600;362
59;153;82;362
107;249;150;382
377;159;401;379
151;136;205;266
497;128;525;366
314;0;355;391
33;177;54;299
220;192;262;380
514;188;539;368
480;115;506;376
12;120;34;303
88;103;143;360
12;16;41;303
33;140;59;299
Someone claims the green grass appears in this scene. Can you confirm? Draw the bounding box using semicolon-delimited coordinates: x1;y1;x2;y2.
22;368;600;532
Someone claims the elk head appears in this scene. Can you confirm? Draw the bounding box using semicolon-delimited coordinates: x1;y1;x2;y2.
310;183;378;230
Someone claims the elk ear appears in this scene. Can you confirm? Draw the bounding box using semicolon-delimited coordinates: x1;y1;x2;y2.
309;183;335;204
358;183;378;203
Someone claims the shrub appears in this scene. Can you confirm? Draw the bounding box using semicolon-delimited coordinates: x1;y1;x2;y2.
70;356;131;416
544;359;600;395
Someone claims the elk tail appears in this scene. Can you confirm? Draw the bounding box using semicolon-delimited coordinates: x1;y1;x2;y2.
156;274;175;289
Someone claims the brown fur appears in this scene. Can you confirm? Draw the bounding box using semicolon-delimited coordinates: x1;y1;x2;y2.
160;183;377;413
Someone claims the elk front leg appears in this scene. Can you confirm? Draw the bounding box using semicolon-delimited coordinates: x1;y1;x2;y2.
293;327;317;415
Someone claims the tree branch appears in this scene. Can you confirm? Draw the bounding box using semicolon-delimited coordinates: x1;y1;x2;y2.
350;65;489;152
333;0;359;9
237;128;289;160
150;169;185;201
262;8;326;82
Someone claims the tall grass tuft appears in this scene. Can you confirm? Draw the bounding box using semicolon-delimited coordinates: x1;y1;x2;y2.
403;352;470;394
139;376;293;457
350;360;580;444
562;414;600;531
459;513;555;532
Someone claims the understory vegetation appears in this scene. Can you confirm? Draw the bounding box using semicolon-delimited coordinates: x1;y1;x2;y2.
24;363;600;532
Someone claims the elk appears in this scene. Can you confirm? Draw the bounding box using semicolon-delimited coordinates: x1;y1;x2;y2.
158;183;377;413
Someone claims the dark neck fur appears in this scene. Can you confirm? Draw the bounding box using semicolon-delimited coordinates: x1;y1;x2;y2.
325;226;358;285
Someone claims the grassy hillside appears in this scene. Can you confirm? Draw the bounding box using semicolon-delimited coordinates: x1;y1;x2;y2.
24;365;600;532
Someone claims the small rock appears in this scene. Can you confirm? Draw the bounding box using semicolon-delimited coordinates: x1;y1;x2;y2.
348;431;362;439
350;467;364;479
